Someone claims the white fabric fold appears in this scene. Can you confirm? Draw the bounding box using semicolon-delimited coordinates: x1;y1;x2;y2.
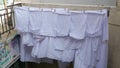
14;6;30;32
85;13;104;37
74;37;101;68
55;10;71;36
20;33;41;63
70;11;87;39
39;8;57;36
29;8;43;35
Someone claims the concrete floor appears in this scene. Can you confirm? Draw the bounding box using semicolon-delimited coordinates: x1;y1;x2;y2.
27;60;73;68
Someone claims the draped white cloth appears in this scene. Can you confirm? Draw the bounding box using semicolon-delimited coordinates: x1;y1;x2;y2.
14;6;108;68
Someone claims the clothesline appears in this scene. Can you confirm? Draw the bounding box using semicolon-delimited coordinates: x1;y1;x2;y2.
20;3;110;17
6;2;112;17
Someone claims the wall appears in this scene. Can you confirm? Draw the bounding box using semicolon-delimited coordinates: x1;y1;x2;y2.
108;0;120;68
15;0;116;6
40;0;116;6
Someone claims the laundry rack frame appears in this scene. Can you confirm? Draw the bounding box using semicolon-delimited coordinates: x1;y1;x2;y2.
0;3;21;38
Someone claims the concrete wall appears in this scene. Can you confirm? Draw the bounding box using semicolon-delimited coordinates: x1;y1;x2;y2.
108;0;120;68
15;0;116;6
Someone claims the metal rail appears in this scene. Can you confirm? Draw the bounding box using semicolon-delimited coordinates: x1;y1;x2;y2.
0;3;21;38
